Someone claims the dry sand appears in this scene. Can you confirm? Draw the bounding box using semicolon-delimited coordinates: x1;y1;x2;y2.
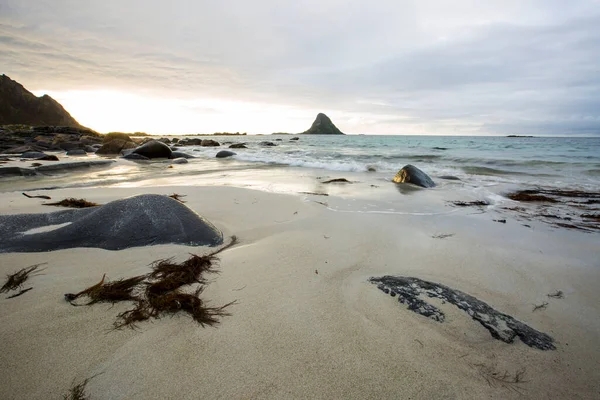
0;186;599;399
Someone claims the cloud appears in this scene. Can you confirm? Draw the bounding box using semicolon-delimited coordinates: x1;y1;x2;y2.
1;0;599;134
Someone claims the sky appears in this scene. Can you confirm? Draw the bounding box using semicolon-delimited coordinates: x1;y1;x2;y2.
1;0;599;135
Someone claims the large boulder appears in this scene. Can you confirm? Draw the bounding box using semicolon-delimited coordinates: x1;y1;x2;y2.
66;149;87;156
96;139;137;155
103;132;133;143
392;165;435;188
201;139;220;147
132;140;172;159
229;143;247;149
122;153;150;161
216;150;236;158
21;151;51;159
0;194;224;252
170;151;195;159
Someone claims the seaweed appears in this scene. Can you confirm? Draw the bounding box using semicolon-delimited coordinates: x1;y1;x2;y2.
66;236;239;330
471;363;529;394
6;287;34;299
321;178;351;184
169;193;186;203
432;233;454;239
43;198;100;208
22;192;51;200
449;200;489;207
63;377;94;400
65;275;145;305
1;263;45;293
547;290;564;299
507;191;557;202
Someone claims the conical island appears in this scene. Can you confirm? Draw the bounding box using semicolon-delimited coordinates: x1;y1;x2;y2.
301;113;345;135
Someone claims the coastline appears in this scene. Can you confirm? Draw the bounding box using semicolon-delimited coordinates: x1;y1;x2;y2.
0;185;599;399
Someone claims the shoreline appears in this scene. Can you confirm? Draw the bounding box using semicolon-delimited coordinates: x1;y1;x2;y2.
0;185;599;398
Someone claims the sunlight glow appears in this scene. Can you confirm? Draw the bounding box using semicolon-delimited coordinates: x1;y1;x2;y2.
34;90;319;135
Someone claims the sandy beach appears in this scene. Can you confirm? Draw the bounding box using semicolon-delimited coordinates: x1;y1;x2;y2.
0;184;599;399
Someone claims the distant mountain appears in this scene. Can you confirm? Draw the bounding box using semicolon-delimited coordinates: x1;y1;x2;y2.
301;113;345;135
0;74;83;128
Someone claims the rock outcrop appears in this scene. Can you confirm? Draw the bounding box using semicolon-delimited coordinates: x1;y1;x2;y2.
392;165;435;188
301;113;345;135
216;150;236;158
0;194;223;252
0;75;84;127
131;140;172;159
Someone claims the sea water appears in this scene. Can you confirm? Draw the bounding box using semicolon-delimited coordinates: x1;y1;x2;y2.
2;135;599;225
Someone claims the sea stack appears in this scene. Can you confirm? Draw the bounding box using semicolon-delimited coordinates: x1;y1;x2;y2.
301;113;345;135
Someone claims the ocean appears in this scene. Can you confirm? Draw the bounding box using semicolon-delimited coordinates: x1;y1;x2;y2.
3;134;599;231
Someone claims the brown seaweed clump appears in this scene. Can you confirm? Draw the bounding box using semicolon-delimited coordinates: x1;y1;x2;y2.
322;178;352;184
43;198;100;208
65;236;238;330
507;190;557;202
168;193;186;203
1;263;45;296
63;378;91;400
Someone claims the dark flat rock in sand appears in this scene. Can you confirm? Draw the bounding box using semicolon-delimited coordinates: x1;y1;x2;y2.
35;160;114;173
370;276;555;350
0;166;36;177
0;194;223;252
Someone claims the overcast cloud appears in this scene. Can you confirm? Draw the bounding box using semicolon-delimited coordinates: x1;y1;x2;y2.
1;0;599;135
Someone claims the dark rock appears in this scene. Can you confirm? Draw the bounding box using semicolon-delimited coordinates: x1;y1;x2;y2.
84;146;97;153
290;137;300;141
392;164;435;188
301;113;345;135
35;160;114;173
169;151;195;159
122;153;150;161
158;137;171;144
229;143;247;149
0;75;85;128
2;145;40;154
171;157;188;164
181;138;202;146
79;135;102;145
370;276;555;350
96;139;137;155
216;150;236;158
201;139;220;147
102;132;133;143
275;139;283;141
35;154;60;161
439;175;461;181
0;194;223;252
171;138;179;143
66;149;87;156
21;151;50;159
56;141;81;151
259;141;277;147
0;167;36;176
132;140;172;159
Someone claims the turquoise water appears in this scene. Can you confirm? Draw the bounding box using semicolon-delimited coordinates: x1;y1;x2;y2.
186;135;600;189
